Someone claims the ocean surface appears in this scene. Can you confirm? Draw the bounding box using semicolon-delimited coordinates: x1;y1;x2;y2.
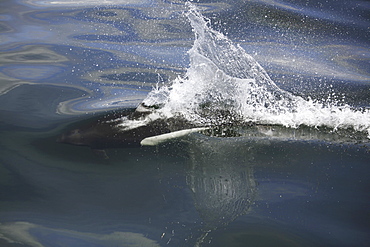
0;0;369;246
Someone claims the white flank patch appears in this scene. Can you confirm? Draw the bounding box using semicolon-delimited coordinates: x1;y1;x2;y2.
117;112;161;131
140;127;209;146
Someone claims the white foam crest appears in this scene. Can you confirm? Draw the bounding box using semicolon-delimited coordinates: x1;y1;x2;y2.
143;3;370;137
116;112;163;131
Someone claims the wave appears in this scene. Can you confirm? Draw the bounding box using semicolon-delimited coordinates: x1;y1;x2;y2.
142;3;370;138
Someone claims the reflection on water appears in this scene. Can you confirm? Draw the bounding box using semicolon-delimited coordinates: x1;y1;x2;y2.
0;45;68;95
1;0;369;113
1;127;368;246
187;136;256;229
0;0;370;246
185;135;258;246
0;222;161;247
0;0;196;113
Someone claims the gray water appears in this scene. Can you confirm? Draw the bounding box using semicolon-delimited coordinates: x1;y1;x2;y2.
0;0;369;246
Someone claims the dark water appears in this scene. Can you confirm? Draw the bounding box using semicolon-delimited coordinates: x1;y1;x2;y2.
0;0;369;246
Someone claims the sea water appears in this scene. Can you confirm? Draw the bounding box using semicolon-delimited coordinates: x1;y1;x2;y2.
0;1;369;247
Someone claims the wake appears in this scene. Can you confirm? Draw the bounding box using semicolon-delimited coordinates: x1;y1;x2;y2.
142;3;370;138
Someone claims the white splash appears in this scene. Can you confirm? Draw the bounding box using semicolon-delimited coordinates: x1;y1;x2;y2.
143;3;370;137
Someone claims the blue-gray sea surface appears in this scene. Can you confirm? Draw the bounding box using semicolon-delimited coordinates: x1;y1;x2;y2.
0;0;369;246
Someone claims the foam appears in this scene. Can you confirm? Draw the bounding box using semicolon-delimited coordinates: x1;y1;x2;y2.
143;3;370;138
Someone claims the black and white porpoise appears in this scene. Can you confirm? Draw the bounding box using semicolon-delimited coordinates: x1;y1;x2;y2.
57;104;209;157
57;103;369;159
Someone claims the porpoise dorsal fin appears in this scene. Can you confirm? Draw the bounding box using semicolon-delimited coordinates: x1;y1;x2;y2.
140;127;209;146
